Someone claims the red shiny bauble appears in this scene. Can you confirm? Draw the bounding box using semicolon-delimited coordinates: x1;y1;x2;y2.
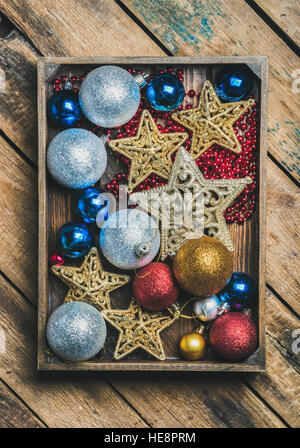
209;312;257;362
133;262;179;311
49;253;64;266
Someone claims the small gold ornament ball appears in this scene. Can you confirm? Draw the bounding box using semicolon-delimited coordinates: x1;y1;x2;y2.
173;236;233;297
179;332;206;361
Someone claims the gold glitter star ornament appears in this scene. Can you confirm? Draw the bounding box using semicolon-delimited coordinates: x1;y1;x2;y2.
51;247;131;311
109;109;188;193
102;298;179;360
172;80;254;158
131;148;252;258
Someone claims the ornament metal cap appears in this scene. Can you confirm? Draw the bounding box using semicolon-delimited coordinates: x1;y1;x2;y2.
134;73;149;88
134;242;150;257
195;325;206;335
167;301;181;318
63;78;73;90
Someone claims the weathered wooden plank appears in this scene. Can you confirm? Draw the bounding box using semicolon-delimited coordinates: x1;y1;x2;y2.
0;136;37;301
0;380;46;428
0;273;148;428
266;159;300;313
246;290;300;428
106;369;286;428
0;31;38;162
121;0;300;182
0;0;164;57
254;0;300;46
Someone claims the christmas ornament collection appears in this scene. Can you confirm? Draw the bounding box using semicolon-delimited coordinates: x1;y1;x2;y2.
46;64;259;364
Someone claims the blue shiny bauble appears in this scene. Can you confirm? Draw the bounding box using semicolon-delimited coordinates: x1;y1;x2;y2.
215;66;253;102
48;89;82;127
56;222;92;258
146;73;185;111
218;272;258;311
74;187;110;224
46;302;107;362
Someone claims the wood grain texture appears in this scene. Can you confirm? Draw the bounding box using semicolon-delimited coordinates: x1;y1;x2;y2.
0;380;45;428
254;0;300;46
121;0;300;182
0;0;165;57
0;273;148;428
246;290;300;427
0;31;38;162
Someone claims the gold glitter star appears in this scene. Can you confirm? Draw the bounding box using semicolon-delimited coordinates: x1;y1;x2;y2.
109;109;188;193
131;148;252;258
172;80;255;158
51;247;131;311
102;298;179;360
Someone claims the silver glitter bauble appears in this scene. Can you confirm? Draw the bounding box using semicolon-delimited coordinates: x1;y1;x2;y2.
193;295;229;322
79;65;141;128
46;302;107;362
99;209;160;270
47;128;107;189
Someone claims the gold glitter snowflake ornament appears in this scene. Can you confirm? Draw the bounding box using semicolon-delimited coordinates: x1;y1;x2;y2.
131;148;252;258
51;247;131;311
172;80;255;158
109;109;188;193
102;298;179;360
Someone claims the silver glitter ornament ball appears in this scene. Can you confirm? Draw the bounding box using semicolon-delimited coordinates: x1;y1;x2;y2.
47;128;107;189
46;302;107;362
193;295;230;322
99;209;160;270
79;65;141;128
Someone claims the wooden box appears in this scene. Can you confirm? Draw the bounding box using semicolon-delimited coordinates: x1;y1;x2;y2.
38;56;268;372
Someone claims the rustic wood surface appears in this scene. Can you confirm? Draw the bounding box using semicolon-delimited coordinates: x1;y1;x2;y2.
0;0;299;427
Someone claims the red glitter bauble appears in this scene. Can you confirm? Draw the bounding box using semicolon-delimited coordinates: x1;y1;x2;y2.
133;263;179;311
209;312;257;362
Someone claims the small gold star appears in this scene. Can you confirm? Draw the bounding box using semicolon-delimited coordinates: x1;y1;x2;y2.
131;148;252;259
109;109;188;193
102;298;179;360
51;247;131;311
172;80;254;158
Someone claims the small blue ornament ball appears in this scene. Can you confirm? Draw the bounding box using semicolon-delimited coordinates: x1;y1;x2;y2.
218;272;258;311
100;209;161;270
46;302;107;362
146;73;185;111
74;187;110;224
47;128;107;189
215;66;253;102
48;89;82;127
57;222;92;258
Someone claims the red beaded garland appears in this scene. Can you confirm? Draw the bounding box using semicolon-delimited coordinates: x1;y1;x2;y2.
49;253;64;266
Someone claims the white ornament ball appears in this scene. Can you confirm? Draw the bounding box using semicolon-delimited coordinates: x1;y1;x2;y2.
79;65;141;128
99;209;160;270
47;128;107;189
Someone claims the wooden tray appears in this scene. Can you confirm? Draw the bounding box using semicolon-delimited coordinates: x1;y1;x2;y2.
37;56;268;372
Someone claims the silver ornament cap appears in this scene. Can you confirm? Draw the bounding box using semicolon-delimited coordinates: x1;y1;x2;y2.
46;302;107;362
99;209;161;270
79;65;141;128
47;128;107;189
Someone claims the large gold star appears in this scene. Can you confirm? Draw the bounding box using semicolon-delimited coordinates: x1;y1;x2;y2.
102;298;179;360
172;80;255;158
131;148;252;259
51;247;131;311
109;109;188;193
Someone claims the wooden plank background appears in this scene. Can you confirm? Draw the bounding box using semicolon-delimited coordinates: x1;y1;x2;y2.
0;0;299;427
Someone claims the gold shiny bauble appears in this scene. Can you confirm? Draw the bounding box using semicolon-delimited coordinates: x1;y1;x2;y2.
173;236;233;297
179;332;206;361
